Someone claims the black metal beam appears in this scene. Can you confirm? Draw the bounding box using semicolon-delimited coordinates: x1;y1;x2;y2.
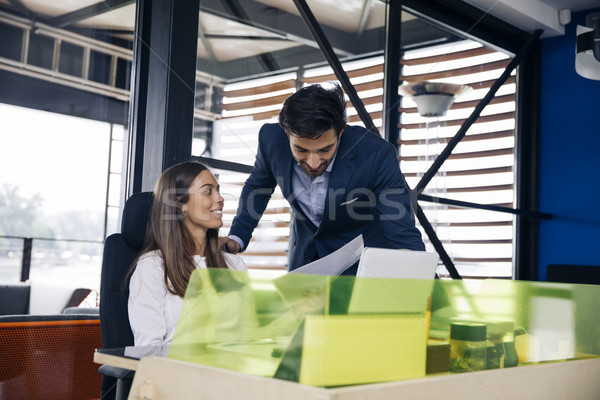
127;0;200;194
221;0;279;72
418;194;552;220
7;0;32;18
382;0;402;143
514;38;542;281
412;200;462;279
20;238;32;282
48;0;135;28
0;69;128;126
193;157;253;174
415;29;543;194
293;0;379;135
408;29;543;281
126;0;150;194
202;34;289;41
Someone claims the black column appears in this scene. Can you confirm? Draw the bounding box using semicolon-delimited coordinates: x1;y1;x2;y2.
127;0;200;194
293;0;379;135
382;0;402;144
514;39;542;281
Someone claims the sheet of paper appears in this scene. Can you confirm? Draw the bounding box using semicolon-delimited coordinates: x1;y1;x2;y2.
289;234;364;276
272;235;364;307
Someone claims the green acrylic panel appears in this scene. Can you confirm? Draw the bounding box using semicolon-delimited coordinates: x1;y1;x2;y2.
167;269;600;386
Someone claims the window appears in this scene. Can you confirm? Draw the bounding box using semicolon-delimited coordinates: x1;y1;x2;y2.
399;40;516;279
0;104;126;288
206;38;517;278
0;4;133;292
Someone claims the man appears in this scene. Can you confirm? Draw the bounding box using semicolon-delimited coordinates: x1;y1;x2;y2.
224;83;424;274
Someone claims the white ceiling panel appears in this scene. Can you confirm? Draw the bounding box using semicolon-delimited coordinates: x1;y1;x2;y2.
255;0;386;32
77;3;136;31
18;0;99;19
197;38;300;62
200;11;281;38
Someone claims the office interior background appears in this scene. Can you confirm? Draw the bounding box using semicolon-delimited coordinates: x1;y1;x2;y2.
1;0;599;299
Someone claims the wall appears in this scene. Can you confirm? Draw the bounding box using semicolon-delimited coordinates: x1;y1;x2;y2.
538;8;600;280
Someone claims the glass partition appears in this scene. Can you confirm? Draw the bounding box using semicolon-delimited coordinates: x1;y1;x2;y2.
0;1;134;294
191;1;467;273
169;269;600;387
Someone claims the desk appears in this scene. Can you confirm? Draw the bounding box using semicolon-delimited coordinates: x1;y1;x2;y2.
94;352;600;400
94;348;140;371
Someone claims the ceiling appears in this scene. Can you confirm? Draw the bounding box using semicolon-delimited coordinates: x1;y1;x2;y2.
0;0;598;80
463;0;600;37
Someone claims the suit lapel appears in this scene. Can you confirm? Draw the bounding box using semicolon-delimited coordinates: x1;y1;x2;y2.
317;130;357;234
277;139;312;225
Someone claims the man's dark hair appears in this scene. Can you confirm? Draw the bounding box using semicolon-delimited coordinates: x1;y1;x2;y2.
279;83;347;138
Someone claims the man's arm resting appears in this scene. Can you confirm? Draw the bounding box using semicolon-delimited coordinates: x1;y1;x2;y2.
223;236;243;254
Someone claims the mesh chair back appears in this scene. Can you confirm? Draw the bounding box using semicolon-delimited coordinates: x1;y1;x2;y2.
0;314;102;399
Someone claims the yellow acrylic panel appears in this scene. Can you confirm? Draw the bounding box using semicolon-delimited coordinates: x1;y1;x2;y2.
299;313;428;387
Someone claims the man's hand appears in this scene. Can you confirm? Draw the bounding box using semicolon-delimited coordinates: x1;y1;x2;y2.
220;237;241;254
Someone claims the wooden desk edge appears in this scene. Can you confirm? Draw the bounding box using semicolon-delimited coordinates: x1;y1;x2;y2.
128;356;600;400
94;350;139;371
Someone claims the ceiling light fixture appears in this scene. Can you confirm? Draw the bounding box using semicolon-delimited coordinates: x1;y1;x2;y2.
576;12;600;81
398;81;472;117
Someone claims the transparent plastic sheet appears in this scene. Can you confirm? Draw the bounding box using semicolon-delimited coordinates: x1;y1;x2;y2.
430;279;600;363
168;269;600;387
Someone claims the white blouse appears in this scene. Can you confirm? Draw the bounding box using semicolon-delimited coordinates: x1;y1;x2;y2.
128;251;247;349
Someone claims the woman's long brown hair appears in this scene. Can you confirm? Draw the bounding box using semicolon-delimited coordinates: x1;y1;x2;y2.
131;161;229;297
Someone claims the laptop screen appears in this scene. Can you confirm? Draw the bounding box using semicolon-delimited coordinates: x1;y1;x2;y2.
348;248;439;314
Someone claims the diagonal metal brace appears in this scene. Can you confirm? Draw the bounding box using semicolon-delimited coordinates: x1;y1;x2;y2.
293;0;379;135
411;29;543;279
415;29;543;194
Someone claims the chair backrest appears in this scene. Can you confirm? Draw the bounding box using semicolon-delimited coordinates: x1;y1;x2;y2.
0;314;102;398
0;283;30;315
99;192;153;350
547;264;600;285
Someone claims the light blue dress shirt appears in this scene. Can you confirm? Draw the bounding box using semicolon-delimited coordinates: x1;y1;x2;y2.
290;151;337;227
230;141;339;250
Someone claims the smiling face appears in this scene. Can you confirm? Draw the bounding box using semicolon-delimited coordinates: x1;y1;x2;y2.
288;128;341;178
182;170;224;233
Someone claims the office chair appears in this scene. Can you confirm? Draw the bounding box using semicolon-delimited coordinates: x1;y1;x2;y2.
546;264;600;285
0;314;102;399
99;191;153;400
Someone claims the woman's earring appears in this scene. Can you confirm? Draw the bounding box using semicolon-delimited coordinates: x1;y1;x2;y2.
182;207;188;217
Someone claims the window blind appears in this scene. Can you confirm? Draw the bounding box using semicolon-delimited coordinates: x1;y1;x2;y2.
213;39;516;278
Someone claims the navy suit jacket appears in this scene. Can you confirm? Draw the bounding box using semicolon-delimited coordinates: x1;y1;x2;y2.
229;123;424;273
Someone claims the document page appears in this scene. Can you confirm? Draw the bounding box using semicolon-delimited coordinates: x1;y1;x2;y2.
273;235;363;308
290;234;364;276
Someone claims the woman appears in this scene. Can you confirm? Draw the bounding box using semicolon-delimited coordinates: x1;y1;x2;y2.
128;161;246;349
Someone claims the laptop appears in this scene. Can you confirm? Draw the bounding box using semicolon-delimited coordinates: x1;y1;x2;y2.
348;248;440;314
356;248;440;280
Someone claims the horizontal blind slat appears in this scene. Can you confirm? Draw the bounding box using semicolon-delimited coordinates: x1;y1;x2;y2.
400;147;513;162
402;166;512;178
399;129;514;146
399;111;514;130
446;184;513;193
400;59;510;82
399;93;514;114
221;80;296;97
220;93;290;112
402;46;495;66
